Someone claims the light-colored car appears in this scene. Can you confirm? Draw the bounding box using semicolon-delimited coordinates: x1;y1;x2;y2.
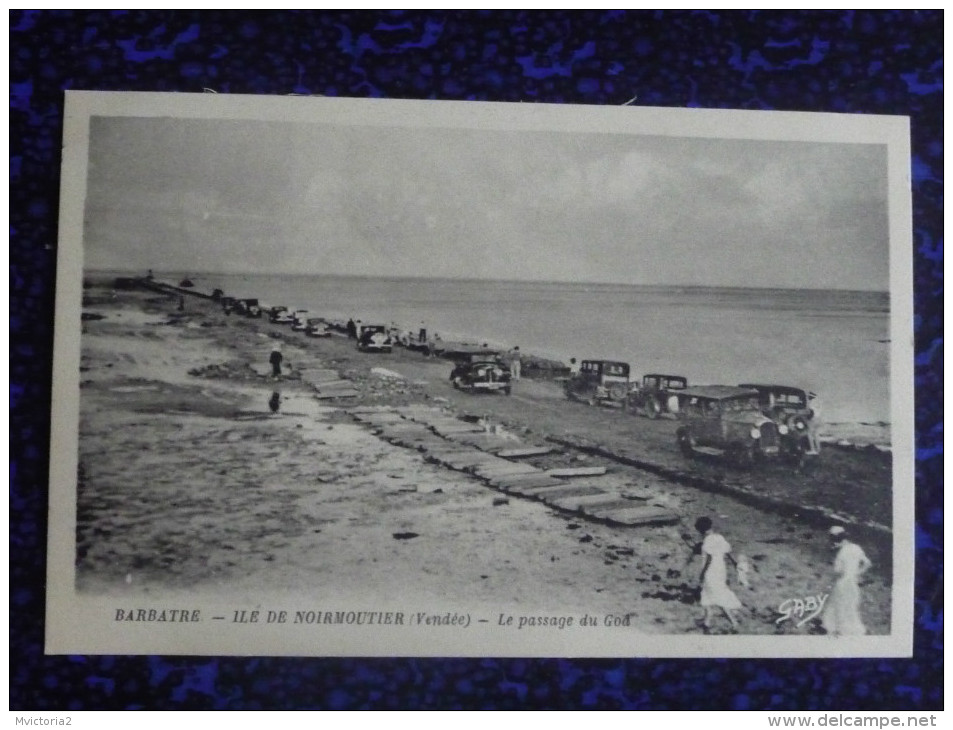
305;318;331;338
357;324;392;353
675;386;781;468
290;310;310;331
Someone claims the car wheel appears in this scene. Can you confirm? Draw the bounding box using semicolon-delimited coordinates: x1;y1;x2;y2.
608;383;628;402
646;396;661;419
677;429;695;457
729;443;754;469
504;386;512;396
787;437;813;472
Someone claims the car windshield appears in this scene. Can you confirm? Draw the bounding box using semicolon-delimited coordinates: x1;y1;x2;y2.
773;392;807;407
722;396;761;412
605;364;628;376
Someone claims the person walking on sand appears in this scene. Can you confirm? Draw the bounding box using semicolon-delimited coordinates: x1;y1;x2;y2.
692;516;742;631
269;343;283;378
508;346;522;381
821;526;872;636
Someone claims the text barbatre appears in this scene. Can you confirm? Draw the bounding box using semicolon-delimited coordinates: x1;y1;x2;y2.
115;608;201;622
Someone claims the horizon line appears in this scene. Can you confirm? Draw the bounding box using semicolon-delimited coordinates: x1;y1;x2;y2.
88;267;890;295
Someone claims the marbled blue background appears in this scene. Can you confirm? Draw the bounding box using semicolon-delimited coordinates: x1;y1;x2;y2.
10;10;942;710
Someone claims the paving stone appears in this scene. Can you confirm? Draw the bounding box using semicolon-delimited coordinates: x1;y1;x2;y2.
313;389;360;399
445;433;520;451
548;495;636;512
508;483;605;500
355;412;406;424
377;424;432;436
433;425;488;435
401;438;448;449
471;463;542;479
583;505;679;526
438;454;503;470
308;379;354;390
496;446;554;458
299;368;341;383
491;475;564;491
523;484;608;501
545;466;608;478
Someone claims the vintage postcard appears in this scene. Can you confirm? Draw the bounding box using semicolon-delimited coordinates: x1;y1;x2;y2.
46;91;913;657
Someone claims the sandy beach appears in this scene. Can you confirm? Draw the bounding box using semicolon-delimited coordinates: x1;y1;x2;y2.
72;279;893;639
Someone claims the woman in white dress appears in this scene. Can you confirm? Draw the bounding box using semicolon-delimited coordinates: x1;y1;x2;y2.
821;526;872;636
694;516;742;631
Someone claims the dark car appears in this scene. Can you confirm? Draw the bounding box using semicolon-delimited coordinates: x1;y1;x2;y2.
450;359;512;395
628;373;688;418
234;298;262;317
675;386;781;468
357;324;393;353
738;383;821;462
268;305;290;323
564;360;631;408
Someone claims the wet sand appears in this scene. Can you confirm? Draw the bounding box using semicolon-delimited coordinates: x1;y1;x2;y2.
73;282;892;637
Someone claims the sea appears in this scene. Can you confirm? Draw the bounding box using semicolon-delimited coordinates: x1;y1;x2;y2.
132;272;892;444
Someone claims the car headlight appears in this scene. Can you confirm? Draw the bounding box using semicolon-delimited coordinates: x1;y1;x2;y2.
750;427;761;439
779;424;789;435
795;419;806;431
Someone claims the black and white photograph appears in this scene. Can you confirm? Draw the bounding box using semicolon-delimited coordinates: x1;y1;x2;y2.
46;91;913;657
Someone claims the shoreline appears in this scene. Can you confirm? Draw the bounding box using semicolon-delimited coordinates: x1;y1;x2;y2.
125;273;891;448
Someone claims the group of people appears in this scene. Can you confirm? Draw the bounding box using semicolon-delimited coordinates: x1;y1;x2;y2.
687;517;873;636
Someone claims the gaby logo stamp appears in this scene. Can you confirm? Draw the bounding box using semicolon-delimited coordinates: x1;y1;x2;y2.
776;593;829;628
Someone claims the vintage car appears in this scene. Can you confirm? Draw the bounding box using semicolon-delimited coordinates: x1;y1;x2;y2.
305;317;332;338
675;386;782;468
357;324;393;353
290;310;311;331
738;383;821;461
450;358;512;395
234;298;262;318
628;373;688;418
564;360;631;408
268;305;291;323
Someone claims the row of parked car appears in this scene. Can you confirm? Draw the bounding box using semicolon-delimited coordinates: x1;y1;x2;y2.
563;359;821;468
261;304;399;352
443;352;819;469
216;294;818;470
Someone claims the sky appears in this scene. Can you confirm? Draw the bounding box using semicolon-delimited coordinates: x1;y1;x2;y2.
82;113;891;291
